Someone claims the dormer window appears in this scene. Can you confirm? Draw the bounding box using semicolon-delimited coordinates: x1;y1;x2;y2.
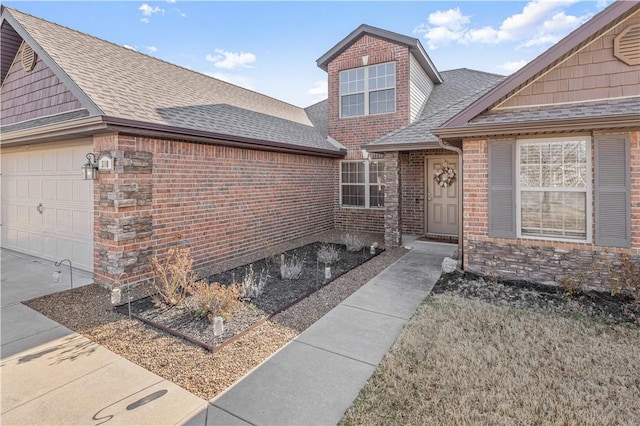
340;62;395;118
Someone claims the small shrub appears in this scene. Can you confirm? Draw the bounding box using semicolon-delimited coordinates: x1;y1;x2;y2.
186;280;242;322
150;246;195;307
281;255;304;280
317;244;340;265
343;233;365;252
240;264;269;300
610;253;640;305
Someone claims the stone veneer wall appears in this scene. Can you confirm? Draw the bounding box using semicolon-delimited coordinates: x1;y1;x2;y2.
462;131;640;290
92;133;335;287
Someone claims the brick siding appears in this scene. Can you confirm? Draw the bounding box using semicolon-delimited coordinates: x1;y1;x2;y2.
93;134;335;287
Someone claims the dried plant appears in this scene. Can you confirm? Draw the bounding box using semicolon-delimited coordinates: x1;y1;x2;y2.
317;244;340;265
150;246;195;306
343;233;365;252
186;280;242;322
609;253;640;306
281;255;304;280
240;264;269;300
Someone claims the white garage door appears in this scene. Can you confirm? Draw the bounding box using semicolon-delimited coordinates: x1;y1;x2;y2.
1;142;94;272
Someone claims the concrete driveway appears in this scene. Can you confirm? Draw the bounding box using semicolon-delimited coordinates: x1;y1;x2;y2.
1;249;206;425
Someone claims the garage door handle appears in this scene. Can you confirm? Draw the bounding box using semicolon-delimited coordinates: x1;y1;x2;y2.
37;203;43;214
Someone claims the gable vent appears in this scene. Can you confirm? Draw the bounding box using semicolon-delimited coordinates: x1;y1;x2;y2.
613;24;640;66
21;43;37;72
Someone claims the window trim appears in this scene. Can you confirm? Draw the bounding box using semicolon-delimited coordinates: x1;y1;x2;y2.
339;160;385;209
339;61;396;118
515;136;592;243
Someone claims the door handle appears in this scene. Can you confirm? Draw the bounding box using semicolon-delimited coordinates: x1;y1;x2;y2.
427;192;432;201
37;203;43;214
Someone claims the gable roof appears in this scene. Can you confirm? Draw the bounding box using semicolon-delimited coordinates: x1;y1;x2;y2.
0;7;344;156
364;69;504;151
316;24;442;84
434;0;640;137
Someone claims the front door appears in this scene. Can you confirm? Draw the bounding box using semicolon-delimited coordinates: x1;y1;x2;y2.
426;157;459;235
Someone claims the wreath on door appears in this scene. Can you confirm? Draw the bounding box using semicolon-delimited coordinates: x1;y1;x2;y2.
433;161;456;187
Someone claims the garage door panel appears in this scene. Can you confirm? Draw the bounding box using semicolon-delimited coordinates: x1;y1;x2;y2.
56;180;72;201
28;232;43;254
73;180;92;203
28;178;41;200
29;152;42;172
43;180;57;200
2;142;94;273
72;210;92;235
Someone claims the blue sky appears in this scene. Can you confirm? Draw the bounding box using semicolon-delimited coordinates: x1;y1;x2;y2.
4;1;613;108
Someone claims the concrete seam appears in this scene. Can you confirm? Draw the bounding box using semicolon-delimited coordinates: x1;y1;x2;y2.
210;403;257;426
293;340;379;367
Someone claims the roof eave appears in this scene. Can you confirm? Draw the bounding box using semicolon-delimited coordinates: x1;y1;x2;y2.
316;24;442;83
432;114;640;140
0;116;109;147
101;116;347;158
440;1;640;129
363;141;442;152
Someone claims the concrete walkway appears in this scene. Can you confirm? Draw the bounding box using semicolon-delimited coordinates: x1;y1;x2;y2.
1;241;453;425
189;241;455;426
0;249;207;425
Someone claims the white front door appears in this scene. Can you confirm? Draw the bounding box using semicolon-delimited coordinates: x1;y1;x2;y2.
426;157;459;236
1;143;94;272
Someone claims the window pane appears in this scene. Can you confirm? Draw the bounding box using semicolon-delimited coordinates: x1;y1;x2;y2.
341;162;364;184
369;89;395;114
368;63;395;91
340;68;364;95
369;160;385;208
520;139;587;189
521;191;586;239
342;185;365;207
341;94;364;117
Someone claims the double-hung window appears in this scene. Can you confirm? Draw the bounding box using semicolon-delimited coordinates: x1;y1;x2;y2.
340;62;395;118
517;137;591;241
340;160;385;208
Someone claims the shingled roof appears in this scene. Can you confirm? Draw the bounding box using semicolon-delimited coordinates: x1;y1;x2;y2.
364;69;504;151
1;7;343;156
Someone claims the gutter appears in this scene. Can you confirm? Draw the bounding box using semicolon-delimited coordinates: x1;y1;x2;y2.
1;115;346;158
432;115;640;139
101;116;346;158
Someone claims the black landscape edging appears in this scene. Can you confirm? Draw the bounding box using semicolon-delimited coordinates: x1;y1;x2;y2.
116;247;384;352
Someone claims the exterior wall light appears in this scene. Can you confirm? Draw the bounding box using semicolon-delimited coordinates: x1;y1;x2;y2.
82;153;99;180
361;149;370;161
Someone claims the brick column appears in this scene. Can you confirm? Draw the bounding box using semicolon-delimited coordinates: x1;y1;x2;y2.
384;151;402;247
93;134;154;287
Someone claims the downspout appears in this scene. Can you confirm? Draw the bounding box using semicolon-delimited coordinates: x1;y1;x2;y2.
437;138;464;265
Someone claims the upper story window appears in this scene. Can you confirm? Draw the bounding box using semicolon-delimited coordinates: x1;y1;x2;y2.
339;62;395;118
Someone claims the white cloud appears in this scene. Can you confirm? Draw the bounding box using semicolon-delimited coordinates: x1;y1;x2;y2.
499;59;528;73
205;72;254;90
307;80;328;97
166;0;176;3
123;45;137;51
205;49;256;70
415;0;591;50
145;45;158;53
139;4;164;23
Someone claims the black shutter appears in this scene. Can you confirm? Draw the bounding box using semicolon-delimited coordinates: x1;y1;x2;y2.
488;140;516;238
595;134;631;248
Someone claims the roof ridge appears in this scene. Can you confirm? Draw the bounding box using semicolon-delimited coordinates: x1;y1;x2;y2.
3;6;307;114
440;67;506;78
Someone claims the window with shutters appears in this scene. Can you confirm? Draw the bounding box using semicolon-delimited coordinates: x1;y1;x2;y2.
516;137;592;242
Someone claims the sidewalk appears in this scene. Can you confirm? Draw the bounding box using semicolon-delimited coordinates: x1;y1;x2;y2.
189;240;455;425
1;249;207;425
1;241;453;425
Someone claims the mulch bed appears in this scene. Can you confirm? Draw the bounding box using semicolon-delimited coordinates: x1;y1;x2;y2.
433;271;639;325
117;242;380;350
